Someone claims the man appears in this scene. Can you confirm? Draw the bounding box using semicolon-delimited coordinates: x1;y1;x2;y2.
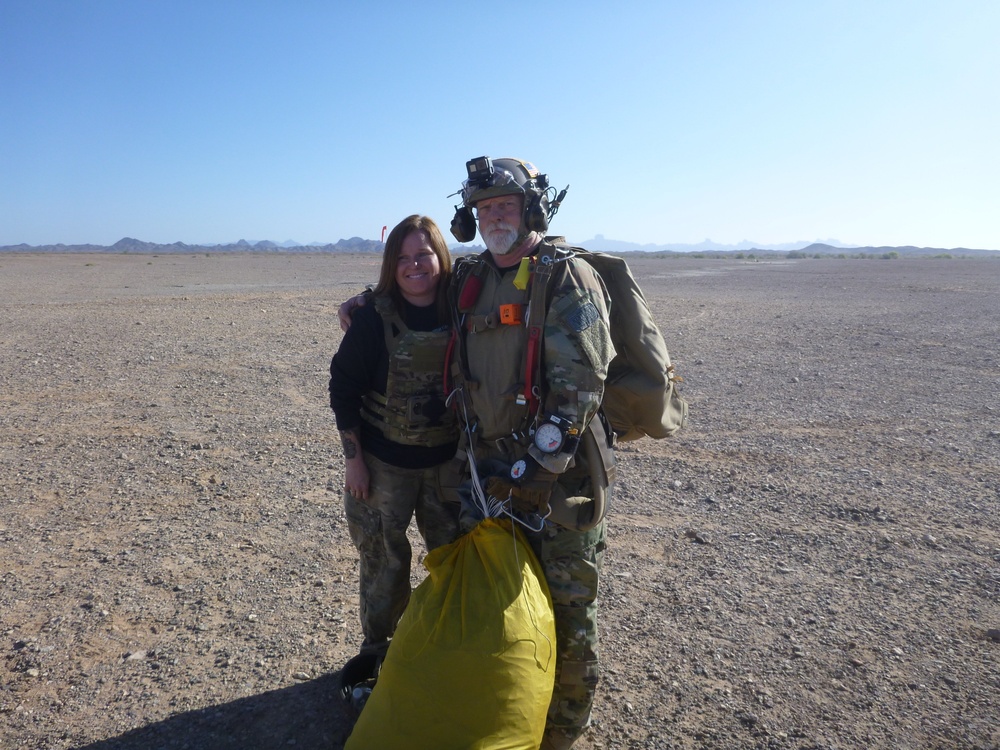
446;156;616;750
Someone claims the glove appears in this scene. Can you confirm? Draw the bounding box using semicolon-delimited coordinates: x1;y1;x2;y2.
485;461;559;515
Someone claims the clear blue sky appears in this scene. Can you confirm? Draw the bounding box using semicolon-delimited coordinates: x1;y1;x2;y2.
3;0;998;250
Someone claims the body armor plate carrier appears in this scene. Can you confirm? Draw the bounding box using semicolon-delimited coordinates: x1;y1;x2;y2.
360;296;456;447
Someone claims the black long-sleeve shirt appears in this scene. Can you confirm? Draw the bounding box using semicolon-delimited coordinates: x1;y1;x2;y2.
328;297;457;469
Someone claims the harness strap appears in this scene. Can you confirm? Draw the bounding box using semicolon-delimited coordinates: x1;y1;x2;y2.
446;256;487;402
522;249;556;417
524;325;542;415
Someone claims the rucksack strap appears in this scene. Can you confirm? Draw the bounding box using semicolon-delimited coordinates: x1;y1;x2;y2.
445;256;486;396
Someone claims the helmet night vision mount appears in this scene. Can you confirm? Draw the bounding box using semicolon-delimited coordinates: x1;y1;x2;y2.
450;156;569;243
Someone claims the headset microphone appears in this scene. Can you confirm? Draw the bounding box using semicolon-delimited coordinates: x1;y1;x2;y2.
550;186;569;214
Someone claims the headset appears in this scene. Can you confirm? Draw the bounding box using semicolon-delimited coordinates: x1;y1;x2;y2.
450;156;568;243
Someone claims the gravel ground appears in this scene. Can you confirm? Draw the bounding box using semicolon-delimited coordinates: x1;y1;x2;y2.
1;252;997;750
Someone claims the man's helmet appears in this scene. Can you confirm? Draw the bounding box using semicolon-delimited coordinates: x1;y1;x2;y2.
460;157;548;208
450;156;568;243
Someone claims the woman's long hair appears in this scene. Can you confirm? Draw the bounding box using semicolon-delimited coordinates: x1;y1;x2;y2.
373;215;452;322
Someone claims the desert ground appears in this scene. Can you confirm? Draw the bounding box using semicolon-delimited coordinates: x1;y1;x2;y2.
1;251;997;750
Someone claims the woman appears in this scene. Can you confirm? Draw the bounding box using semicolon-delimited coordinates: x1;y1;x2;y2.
328;214;460;670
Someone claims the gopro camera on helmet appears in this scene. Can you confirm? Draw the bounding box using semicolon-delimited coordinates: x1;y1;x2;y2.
466;156;494;187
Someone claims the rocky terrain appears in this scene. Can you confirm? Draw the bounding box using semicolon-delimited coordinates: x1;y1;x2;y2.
1;252;997;749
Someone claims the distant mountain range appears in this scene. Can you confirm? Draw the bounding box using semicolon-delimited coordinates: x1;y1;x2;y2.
576;235;852;253
0;236;384;254
1;235;996;257
572;235;998;257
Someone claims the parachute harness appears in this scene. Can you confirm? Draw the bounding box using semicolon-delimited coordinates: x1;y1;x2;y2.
446;383;548;536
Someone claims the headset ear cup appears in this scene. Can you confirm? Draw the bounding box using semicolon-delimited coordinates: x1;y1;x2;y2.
524;193;549;233
450;207;478;243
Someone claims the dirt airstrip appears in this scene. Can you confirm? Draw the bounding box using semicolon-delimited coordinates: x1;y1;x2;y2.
1;252;998;749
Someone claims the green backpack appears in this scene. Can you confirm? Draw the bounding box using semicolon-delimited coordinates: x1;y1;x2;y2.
529;239;688;442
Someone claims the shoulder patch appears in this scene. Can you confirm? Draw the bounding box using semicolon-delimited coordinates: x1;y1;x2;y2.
566;301;600;332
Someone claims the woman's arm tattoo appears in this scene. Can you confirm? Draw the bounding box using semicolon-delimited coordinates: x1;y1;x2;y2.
340;430;360;459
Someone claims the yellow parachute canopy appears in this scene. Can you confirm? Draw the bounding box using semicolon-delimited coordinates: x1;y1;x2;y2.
345;518;556;750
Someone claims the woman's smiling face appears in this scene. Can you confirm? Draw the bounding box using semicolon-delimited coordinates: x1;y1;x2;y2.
395;229;441;306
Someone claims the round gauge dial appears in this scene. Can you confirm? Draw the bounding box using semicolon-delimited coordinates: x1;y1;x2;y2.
534;422;564;454
510;458;530;481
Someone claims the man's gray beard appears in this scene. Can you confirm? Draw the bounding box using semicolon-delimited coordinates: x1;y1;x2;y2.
483;225;520;255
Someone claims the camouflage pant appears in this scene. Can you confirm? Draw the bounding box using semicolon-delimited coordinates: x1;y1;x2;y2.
344;454;461;650
524;518;607;750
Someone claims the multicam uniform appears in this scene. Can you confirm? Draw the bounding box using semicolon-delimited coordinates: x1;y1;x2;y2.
329;294;460;653
449;238;616;750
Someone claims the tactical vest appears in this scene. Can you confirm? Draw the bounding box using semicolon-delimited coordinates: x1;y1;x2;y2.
360;295;457;447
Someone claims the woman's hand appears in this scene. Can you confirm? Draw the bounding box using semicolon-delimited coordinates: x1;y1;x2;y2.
344;456;371;501
340;428;370;500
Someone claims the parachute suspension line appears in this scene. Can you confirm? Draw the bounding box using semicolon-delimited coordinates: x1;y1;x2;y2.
448;386;496;519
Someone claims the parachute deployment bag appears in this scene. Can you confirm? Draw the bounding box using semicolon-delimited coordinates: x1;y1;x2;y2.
344;518;556;750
